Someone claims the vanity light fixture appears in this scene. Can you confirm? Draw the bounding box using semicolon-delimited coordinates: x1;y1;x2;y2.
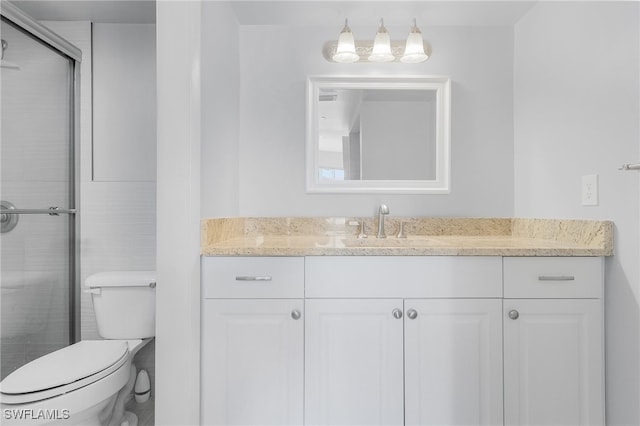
323;18;432;64
401;18;429;63
332;19;359;63
368;19;394;63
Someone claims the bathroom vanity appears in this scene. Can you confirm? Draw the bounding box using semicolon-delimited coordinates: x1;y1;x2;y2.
200;217;611;426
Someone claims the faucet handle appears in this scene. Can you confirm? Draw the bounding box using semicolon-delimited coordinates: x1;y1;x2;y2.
397;221;408;239
358;222;368;239
348;221;368;239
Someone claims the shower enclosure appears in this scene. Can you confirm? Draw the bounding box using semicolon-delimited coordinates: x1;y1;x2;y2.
0;3;80;379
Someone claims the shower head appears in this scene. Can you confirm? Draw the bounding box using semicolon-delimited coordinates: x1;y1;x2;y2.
1;39;20;70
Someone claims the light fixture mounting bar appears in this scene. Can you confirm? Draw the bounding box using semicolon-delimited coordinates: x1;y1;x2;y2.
322;40;432;63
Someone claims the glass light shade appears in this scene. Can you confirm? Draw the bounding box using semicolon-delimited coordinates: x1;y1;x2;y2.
332;20;359;63
401;20;429;63
368;20;394;62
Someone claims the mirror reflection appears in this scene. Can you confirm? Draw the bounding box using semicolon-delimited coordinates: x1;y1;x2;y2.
318;88;437;182
307;76;451;194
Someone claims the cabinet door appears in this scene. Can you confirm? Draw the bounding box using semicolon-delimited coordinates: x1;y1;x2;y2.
504;299;603;426
305;299;404;426
404;299;503;426
201;299;303;425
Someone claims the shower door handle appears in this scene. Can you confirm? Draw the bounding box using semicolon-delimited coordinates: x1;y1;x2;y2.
0;207;77;215
1;201;77;233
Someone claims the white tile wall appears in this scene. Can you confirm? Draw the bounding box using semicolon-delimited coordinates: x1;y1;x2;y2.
92;24;156;182
41;21;157;416
41;21;156;338
80;181;156;339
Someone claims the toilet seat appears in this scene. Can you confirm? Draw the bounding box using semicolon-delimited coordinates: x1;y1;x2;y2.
0;341;129;405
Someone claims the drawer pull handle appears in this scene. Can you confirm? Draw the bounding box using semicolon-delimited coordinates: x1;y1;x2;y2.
235;276;273;282
291;310;302;320
508;310;520;320
538;275;575;281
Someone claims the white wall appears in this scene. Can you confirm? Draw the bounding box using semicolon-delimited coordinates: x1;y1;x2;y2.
200;2;240;218
156;1;202;424
199;24;515;218
93;24;156;182
514;3;640;424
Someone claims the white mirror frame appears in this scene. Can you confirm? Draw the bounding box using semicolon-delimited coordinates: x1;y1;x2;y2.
306;75;451;194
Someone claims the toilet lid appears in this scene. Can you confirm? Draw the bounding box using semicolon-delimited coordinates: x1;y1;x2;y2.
0;340;129;395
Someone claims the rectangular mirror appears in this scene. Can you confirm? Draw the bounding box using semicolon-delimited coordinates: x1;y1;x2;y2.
306;76;451;194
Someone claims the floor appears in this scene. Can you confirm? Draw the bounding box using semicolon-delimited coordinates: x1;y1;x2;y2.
126;340;156;425
126;396;155;426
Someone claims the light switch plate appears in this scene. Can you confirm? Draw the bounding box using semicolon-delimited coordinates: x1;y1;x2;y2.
582;174;599;206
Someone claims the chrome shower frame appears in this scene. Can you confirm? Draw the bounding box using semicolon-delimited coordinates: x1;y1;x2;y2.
1;2;82;343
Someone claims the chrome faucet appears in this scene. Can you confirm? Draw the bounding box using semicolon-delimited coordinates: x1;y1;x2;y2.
377;204;389;239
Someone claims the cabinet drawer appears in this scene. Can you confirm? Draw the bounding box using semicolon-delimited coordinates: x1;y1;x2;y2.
503;257;603;299
306;256;502;298
202;257;304;298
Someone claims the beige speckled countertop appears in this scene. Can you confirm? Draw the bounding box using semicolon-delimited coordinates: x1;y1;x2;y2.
201;217;613;257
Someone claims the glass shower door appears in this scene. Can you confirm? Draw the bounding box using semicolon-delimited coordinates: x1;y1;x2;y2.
0;16;78;379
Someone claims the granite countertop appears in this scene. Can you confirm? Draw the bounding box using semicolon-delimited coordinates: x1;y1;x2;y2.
200;217;613;257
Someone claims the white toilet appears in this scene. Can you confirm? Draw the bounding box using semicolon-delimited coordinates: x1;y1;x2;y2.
0;271;156;426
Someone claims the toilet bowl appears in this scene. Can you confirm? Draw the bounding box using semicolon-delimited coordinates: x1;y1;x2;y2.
0;339;150;425
0;271;156;426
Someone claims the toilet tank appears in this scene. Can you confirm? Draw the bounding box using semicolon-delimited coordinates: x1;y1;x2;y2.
86;271;156;339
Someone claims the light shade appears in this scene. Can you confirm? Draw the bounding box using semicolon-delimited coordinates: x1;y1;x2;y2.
368;19;394;63
401;19;429;63
332;19;359;63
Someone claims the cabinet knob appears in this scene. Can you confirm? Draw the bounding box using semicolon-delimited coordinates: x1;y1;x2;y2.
407;309;418;320
508;310;520;320
291;309;302;320
392;308;403;319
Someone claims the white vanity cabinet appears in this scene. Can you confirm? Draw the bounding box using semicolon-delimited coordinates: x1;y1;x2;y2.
503;257;604;426
304;256;504;426
304;298;504;426
201;255;604;426
404;298;504;426
201;257;304;426
304;298;405;426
